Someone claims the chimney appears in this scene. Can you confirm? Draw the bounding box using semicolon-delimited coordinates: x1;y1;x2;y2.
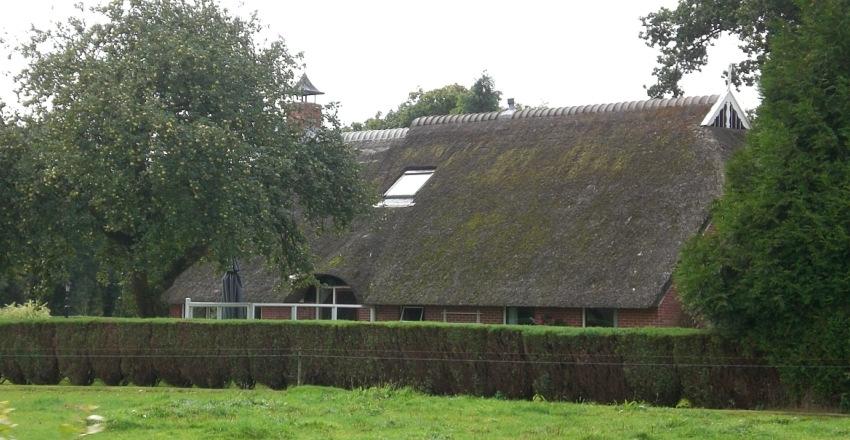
499;97;516;119
291;73;324;129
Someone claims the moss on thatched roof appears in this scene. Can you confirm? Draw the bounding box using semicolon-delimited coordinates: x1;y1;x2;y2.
164;95;745;308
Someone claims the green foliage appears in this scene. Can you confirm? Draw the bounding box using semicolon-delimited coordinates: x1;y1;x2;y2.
350;72;502;130
675;0;850;405
0;111;29;308
0;301;51;320
0;319;801;409
640;0;802;97
458;73;502;114
7;0;371;316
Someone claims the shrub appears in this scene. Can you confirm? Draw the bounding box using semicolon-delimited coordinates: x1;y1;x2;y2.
0;301;50;320
0;318;804;409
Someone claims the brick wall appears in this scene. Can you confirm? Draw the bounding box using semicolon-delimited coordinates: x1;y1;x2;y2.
533;308;583;326
617;285;687;327
290;102;322;129
169;285;690;327
374;305;401;321
168;304;183;318
372;305;504;324
259;306;291;320
356;307;373;322
259;305;374;321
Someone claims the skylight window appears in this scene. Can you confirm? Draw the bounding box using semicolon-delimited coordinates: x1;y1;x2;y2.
377;168;435;207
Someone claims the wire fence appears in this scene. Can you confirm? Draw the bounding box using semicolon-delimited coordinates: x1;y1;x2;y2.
0;349;847;369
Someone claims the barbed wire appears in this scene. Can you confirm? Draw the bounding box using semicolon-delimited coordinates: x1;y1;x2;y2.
0;347;846;363
0;352;847;369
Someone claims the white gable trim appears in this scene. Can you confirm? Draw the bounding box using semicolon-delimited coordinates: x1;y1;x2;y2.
700;90;751;129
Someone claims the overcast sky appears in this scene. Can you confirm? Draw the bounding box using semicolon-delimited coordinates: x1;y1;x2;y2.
0;0;760;126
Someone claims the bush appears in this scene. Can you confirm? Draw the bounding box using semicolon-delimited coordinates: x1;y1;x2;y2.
0;318;803;409
674;1;850;407
0;301;50;320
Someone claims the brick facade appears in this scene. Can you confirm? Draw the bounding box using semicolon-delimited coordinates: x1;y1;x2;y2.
259;306;291;320
173;285;689;327
616;285;687;327
290;102;322;129
259;305;347;320
366;286;687;327
532;307;583;326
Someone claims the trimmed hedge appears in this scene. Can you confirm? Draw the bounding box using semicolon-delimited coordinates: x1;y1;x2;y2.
0;319;791;408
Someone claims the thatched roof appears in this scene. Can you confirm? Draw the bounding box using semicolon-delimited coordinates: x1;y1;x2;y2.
164;95;746;308
163;257;285;304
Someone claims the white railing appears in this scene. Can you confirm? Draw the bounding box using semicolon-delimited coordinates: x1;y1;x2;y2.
182;297;374;322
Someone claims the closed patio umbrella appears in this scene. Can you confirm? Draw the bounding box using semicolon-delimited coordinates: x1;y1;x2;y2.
221;260;244;319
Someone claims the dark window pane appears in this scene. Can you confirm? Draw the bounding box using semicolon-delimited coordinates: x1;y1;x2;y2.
585;308;616;327
401;307;424;321
335;291;357;304
506;307;535;325
334;291;358;320
337;308;357;321
320;307;332;320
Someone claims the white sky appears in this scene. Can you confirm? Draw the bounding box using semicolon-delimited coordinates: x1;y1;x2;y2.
0;0;760;126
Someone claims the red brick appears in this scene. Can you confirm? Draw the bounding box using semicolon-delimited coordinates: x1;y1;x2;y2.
168;304;183;318
172;285;692;328
533;308;583;326
617;285;688;327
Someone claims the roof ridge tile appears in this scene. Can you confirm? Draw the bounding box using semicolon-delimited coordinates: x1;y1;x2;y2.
343;95;721;136
341;128;409;143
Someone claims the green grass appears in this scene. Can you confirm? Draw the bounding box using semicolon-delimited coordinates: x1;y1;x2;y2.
0;385;847;439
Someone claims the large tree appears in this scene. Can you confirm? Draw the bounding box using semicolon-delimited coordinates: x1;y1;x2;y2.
350;73;502;130
11;0;371;316
0;104;27;307
675;0;850;404
640;0;801;97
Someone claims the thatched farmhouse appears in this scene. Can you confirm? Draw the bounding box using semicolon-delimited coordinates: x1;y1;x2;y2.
165;89;749;327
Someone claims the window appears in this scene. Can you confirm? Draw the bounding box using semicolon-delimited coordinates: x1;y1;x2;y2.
192;307;216;319
506;307;535;325
584;308;617;327
302;284;358;321
377;168;435;207
400;306;424;321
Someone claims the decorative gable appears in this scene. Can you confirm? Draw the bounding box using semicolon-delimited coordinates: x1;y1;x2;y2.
700;89;751;129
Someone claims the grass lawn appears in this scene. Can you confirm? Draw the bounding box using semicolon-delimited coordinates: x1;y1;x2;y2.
0;385;847;439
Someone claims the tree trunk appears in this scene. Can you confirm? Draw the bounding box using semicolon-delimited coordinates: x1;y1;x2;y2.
130;272;165;317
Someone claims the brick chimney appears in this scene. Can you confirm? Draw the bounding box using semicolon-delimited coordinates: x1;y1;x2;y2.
291;102;323;129
291;73;324;129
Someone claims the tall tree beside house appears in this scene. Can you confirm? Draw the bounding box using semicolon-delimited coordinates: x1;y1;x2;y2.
640;0;802;98
349;73;502;130
674;1;850;405
457;73;501;114
1;112;122;315
9;0;371;316
0;104;26;306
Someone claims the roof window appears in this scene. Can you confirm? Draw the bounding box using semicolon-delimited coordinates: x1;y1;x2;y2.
377;168;435;207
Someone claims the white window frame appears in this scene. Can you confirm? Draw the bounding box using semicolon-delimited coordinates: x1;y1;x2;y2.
304;285;354;320
377;168;435;208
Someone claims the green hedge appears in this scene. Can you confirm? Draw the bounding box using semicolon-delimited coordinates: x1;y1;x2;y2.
0;319;791;408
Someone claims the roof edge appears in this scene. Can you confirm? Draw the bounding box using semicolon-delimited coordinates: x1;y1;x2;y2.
411;95;719;128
